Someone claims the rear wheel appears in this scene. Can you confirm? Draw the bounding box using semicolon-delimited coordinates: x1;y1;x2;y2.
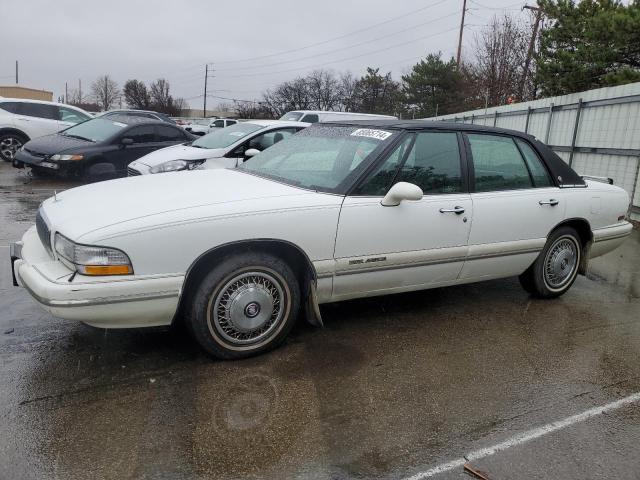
519;226;582;298
188;252;300;359
0;132;27;162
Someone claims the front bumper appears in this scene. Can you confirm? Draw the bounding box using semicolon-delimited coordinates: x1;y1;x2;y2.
12;227;183;328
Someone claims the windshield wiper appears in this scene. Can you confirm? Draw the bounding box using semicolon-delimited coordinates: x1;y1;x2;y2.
62;133;93;142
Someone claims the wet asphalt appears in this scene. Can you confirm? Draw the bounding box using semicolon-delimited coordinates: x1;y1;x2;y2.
0;161;639;480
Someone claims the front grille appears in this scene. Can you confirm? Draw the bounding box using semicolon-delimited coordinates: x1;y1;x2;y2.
127;167;141;176
35;209;52;255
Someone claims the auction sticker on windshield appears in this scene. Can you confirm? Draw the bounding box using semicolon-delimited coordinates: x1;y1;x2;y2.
350;129;392;141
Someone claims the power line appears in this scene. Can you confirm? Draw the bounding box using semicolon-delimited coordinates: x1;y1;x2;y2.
216;25;460;80
215;10;461;73
214;0;450;65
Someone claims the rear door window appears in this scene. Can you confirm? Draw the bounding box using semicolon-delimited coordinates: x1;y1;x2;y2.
467;134;533;192
156;125;186;142
126;125;156;143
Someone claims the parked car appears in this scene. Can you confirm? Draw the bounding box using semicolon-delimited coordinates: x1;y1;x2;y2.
13;116;194;178
184;118;238;136
100;109;177;124
279;110;397;123
10;121;632;359
128;120;307;175
0;98;91;162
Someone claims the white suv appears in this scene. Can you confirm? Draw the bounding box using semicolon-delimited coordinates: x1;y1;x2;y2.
185;118;238;136
0;99;91;162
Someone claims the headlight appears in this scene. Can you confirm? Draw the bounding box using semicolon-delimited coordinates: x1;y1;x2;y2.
54;233;133;275
51;154;83;161
149;159;205;174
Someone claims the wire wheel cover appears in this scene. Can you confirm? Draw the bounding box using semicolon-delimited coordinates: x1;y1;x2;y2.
211;270;285;345
544;237;578;289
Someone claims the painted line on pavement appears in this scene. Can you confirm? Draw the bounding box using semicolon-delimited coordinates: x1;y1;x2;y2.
405;391;640;479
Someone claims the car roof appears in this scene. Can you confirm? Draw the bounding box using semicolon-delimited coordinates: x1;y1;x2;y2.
244;119;311;128
318;119;536;140
97;115;168;126
0;97;88;111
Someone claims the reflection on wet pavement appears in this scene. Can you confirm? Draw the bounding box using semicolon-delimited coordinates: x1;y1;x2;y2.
1;162;639;479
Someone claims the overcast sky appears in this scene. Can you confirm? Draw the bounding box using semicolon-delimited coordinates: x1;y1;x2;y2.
1;0;527;109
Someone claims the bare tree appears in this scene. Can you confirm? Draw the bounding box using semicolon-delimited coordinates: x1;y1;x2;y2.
469;14;533;106
306;70;340;110
337;72;358;111
91;75;120;111
149;78;174;113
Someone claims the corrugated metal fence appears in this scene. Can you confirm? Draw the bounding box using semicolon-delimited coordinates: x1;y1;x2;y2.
427;83;640;209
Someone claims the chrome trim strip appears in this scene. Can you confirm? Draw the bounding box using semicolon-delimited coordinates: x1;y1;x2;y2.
334;247;542;277
21;281;179;308
593;233;631;243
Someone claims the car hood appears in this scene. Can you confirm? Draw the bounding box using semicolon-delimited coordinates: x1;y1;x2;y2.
132;143;226;167
23;133;93;155
40;169;318;242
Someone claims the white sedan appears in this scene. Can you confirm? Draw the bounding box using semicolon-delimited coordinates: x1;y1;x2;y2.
127;120;308;175
11;121;633;359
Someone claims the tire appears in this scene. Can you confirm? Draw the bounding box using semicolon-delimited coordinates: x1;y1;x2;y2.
0;132;27;162
519;226;582;298
188;252;301;359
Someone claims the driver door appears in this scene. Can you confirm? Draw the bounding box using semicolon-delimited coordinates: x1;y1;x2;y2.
332;131;472;300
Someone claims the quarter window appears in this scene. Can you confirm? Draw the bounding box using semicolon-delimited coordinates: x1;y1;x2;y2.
515;139;552;187
467;134;533;192
0;102;20;113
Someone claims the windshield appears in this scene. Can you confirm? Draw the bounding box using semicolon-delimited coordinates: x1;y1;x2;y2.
192;122;263;149
237;125;394;192
279;111;304;121
61;118;128;142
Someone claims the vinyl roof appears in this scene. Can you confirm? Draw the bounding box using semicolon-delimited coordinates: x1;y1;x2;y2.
320;119;536;139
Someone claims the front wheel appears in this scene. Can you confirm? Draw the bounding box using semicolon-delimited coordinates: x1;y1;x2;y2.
519;226;582;298
188;253;300;359
0;133;27;162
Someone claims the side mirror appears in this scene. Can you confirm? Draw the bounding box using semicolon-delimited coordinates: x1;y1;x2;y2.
121;137;134;146
244;148;261;158
381;182;423;207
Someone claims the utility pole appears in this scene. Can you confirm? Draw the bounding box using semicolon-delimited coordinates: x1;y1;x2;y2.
79;79;82;103
65;82;68;103
456;0;467;67
203;63;214;117
519;3;543;101
15;60;18;84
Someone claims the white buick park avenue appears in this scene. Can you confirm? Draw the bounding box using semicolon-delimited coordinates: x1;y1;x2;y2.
10;121;633;359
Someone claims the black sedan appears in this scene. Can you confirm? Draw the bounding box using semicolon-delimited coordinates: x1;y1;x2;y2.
13;116;195;178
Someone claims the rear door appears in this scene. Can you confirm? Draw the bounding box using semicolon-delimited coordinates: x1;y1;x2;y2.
333;130;472;300
14;102;60;138
460;133;565;281
155;124;189;148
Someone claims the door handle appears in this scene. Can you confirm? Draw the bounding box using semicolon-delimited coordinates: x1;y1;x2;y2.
539;199;559;206
439;206;465;215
